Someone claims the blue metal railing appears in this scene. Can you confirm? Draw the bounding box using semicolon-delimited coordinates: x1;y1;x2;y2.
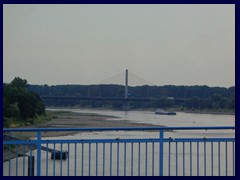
3;126;235;176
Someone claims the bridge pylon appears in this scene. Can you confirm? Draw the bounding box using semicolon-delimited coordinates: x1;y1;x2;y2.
125;69;128;98
123;69;130;110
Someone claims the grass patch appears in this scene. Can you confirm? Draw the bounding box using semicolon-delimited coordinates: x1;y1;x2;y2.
3;112;53;128
47;110;118;118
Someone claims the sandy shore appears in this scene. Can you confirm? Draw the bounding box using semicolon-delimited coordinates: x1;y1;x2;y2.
19;111;161;137
38;115;153;128
3;111;161;161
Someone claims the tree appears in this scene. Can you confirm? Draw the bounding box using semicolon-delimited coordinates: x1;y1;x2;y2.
11;77;27;88
3;77;46;120
27;84;235;111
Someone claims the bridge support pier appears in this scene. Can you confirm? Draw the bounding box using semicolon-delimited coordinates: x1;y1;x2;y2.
122;101;130;110
123;69;130;110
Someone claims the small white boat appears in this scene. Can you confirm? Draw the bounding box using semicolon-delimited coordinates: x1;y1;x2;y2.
155;108;176;115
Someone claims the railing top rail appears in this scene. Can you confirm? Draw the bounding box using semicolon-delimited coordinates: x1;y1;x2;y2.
3;126;235;132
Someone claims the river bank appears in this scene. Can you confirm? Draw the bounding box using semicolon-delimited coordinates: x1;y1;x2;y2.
180;110;235;115
7;111;160;138
46;106;235;116
3;110;159;161
4;109;234;162
5;108;235;139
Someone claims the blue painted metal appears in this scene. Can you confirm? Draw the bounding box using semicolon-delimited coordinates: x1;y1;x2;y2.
145;142;148;176
117;142;119;176
53;143;56;176
138;142;141;176
81;143;84;176
190;142;192;176
68;143;70;176
37;131;41;176
226;142;228;176
183;142;185;176
96;143;98;176
110;142;112;176
3;126;235;176
233;142;235;176
124;142;126;176
159;130;163;176
88;143;91;176
23;145;26;176
30;145;33;176
16;145;18;176
75;143;77;176
131;142;133;176
103;143;105;176
46;143;48;176
197;142;199;176
152;142;154;176
60;143;63;176
8;145;11;176
211;142;213;176
204;142;206;176
4;137;234;145
176;142;178;176
218;142;221;176
168;142;171;176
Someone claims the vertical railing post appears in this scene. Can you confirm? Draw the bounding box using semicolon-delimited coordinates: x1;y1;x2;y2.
159;130;164;176
37;131;41;176
28;156;35;176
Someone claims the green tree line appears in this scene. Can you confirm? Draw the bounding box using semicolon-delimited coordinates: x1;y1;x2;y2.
28;84;235;111
4;77;46;127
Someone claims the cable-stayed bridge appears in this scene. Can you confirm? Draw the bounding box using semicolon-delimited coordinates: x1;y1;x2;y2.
41;69;180;110
98;69;154;87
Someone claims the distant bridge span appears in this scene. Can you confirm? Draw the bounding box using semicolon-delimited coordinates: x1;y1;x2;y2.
40;95;185;103
40;96;151;102
40;70;185;109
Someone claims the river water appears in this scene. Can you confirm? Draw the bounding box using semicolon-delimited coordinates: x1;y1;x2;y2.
48;108;235;127
4;108;235;176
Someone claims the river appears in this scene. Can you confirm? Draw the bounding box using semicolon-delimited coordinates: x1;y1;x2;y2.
47;108;235;127
4;108;235;176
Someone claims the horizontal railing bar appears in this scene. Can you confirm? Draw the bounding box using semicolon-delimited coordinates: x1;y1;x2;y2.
3;126;235;177
4;137;235;145
167;138;235;143
41;138;234;143
4;139;161;145
43;139;159;143
3;126;235;132
3;141;37;145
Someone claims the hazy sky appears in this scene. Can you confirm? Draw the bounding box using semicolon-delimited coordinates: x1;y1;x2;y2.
3;4;235;87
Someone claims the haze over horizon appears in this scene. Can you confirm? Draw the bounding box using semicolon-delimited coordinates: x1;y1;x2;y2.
3;4;235;88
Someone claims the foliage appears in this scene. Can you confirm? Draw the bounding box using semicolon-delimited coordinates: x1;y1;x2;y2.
28;84;235;111
3;77;46;123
